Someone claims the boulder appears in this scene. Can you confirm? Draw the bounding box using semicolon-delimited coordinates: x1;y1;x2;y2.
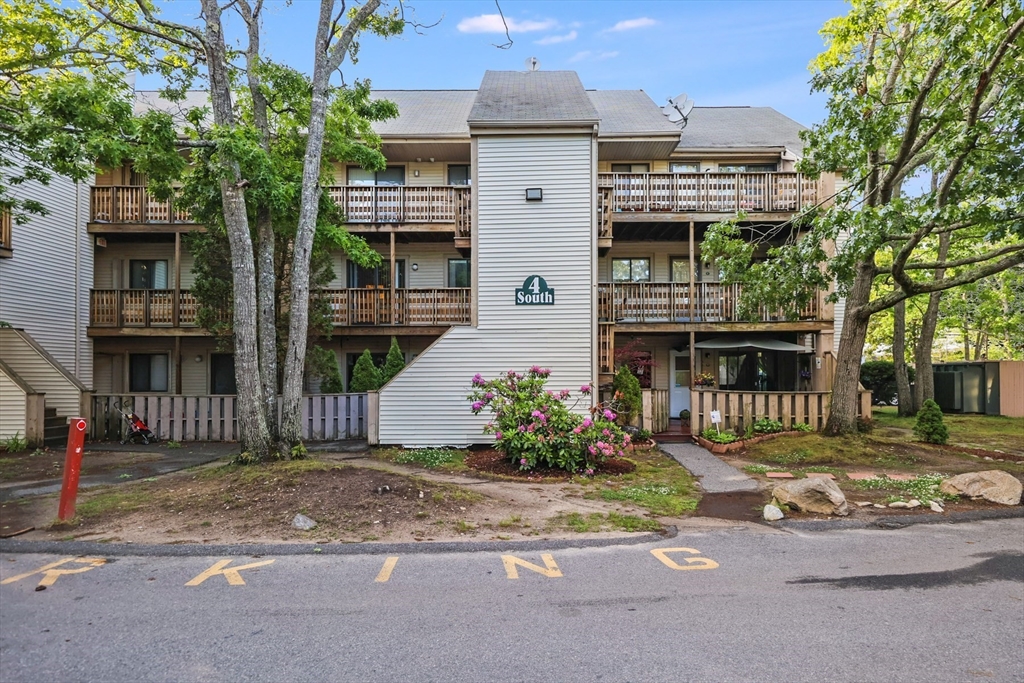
939;471;1023;506
292;513;317;530
772;477;849;516
763;504;785;521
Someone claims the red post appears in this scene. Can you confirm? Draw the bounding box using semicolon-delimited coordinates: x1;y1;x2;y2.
58;418;88;521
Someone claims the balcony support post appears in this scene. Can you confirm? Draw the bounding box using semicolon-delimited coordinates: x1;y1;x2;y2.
389;229;396;325
688;220;695;322
173;231;181;327
174;335;182;394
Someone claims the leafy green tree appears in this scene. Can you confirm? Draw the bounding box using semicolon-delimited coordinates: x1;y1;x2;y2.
613;364;643;427
702;0;1024;434
381;337;406;385
350;349;382;392
309;346;345;394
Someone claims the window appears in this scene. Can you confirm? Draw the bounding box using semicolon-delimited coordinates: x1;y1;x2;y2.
347;259;405;288
129;354;169;392
129;260;168;289
611;163;650;173
347;166;405;186
717;163;777;173
718;353;748;390
448;165;471;186
448;259;471;287
670;162;699;173
612;258;650;282
210;354;236;394
671;258;690;283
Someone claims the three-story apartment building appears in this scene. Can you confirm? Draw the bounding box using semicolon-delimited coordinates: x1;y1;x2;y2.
82;69;839;445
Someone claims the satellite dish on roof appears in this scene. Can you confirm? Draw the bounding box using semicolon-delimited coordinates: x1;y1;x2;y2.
525;56;541;71
663;92;695;129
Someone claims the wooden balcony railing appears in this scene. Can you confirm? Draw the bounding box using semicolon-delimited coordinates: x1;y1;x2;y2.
598;282;822;324
90;186;192;224
321;288;471;326
597;172;819;214
91;288;471;329
325;186;472;235
0;209;11;256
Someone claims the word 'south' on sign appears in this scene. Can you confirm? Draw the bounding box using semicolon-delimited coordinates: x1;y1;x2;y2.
515;275;555;305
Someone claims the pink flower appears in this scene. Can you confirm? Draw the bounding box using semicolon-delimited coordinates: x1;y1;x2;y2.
588;446;597;456
603;409;616;421
585;468;594;476
471;401;483;411
520;458;527;465
572;426;581;434
484;391;494;400
582;418;593;428
518;425;526;432
623;434;631;444
471;373;485;386
618;450;624;457
495;431;503;439
602;428;611;437
527;424;535;432
580;385;592;394
559;389;571;399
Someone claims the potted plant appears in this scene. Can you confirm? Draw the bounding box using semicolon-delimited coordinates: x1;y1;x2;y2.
679;409;690;432
693;372;716;388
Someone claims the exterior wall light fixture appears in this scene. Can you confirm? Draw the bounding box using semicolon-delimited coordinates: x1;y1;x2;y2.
411;263;419;271
525;188;543;202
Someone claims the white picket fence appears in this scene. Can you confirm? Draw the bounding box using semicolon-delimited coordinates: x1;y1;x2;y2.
91;394;368;442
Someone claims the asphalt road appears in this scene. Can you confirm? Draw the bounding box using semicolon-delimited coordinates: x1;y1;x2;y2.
2;519;1022;683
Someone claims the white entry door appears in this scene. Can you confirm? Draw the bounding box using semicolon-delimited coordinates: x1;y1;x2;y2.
670;350;691;417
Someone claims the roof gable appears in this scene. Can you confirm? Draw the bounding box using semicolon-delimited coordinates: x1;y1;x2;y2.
468;71;598;125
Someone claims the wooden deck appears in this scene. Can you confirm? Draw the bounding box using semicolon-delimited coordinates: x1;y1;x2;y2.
597;172;821;214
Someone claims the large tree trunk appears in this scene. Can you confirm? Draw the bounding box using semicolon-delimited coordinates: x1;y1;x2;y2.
893;299;913;415
256;207;278;439
199;0;271;459
825;261;875;435
912;231;950;410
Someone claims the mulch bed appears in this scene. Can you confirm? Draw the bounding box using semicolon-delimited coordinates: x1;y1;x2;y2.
465;447;636;480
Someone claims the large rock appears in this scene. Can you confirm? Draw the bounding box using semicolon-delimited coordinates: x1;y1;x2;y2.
763;504;784;521
939;471;1023;506
772;477;849;516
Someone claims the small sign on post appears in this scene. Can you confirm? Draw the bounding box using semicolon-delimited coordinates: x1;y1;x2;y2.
58;418;88;521
709;410;722;434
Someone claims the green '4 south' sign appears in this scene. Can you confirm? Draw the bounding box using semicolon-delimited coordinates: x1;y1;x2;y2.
515;275;555;305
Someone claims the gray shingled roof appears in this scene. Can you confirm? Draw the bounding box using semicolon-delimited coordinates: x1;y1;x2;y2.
587;90;680;137
370;90;476;138
677;107;807;152
134;90;211;117
468;71;598;125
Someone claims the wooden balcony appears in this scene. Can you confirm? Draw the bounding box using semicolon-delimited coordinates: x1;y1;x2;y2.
324;185;472;236
597;172;820;216
90;186;193;231
90;288;471;332
0;209;11;258
598;282;824;326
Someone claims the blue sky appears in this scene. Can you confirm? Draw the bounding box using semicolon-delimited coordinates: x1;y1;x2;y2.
139;0;850;127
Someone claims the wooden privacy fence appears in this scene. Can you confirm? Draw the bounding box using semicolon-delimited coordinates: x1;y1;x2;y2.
690;389;872;434
641;389;670;434
91;394;368;442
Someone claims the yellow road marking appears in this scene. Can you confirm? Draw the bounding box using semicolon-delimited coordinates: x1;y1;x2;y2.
650;547;719;571
185;559;275;586
0;557;106;588
375;556;399;583
502;553;562;579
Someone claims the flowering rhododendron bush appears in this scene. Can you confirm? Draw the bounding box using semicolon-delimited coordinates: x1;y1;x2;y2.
468;367;630;473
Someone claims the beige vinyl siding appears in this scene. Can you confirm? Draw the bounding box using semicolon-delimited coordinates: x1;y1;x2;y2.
0;329;82;417
407;161;445;185
0;367;27;440
94;242;191;289
601;241;691;282
379;134;595;446
331;243;464;288
0;161;92;386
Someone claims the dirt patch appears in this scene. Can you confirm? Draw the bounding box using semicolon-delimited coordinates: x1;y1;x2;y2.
695;491;768;522
1;457;669;545
465;447;636;480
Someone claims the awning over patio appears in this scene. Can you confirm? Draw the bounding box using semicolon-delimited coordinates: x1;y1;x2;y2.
694;337;809;352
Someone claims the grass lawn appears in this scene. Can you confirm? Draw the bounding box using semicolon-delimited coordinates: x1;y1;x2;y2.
580;446;701;517
872;406;1024;454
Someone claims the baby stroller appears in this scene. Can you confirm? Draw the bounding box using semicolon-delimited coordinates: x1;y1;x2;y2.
115;402;157;445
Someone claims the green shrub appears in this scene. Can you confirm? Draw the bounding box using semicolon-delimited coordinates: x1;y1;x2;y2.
792;422;814;433
613;364;643;426
308;345;345;393
751;417;784;434
860;360;915;406
349;349;382;392
701;426;738;444
913;399;949;444
395;447;459;468
381;336;406;384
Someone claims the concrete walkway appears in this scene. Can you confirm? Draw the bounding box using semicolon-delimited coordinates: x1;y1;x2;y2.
660;442;760;493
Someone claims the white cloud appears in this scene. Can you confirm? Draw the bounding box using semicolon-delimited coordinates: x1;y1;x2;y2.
568;50;619;63
605;17;657;32
457;14;557;34
535;30;577;45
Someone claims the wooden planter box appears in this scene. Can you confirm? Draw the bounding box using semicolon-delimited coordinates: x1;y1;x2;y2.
694;430;804;454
